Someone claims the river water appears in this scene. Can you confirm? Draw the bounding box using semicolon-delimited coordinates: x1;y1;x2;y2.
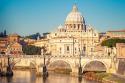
0;70;97;83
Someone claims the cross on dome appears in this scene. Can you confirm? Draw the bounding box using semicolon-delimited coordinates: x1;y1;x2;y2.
72;4;78;12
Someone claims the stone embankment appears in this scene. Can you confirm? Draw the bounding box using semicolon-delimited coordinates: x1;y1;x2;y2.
84;72;125;83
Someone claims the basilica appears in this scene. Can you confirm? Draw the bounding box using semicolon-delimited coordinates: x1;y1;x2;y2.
34;5;99;56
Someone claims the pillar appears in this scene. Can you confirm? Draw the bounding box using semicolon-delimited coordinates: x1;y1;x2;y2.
70;67;78;76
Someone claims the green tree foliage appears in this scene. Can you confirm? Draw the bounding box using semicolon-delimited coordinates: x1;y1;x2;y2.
25;32;41;40
0;30;7;37
22;45;41;55
101;38;125;47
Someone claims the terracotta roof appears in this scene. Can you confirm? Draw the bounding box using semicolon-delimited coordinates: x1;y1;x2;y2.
108;29;125;32
8;33;20;37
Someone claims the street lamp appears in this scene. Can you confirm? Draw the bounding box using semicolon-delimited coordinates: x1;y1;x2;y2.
72;36;75;56
41;47;48;79
6;44;13;76
78;29;83;80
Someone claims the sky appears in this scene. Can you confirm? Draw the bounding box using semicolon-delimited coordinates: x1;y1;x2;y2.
0;0;125;36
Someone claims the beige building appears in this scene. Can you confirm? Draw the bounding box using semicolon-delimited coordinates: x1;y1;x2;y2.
34;5;99;56
23;38;36;45
9;42;23;56
116;43;125;59
8;33;20;43
0;33;23;56
106;30;125;38
0;37;8;54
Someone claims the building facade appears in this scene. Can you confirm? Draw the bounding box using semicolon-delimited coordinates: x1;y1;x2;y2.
8;33;20;43
116;43;125;59
106;30;125;38
34;5;99;56
0;37;8;54
9;42;23;56
0;33;23;55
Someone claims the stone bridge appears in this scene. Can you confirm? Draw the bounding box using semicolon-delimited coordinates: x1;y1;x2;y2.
8;54;118;75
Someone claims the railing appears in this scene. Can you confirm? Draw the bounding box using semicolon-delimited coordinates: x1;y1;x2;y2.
0;54;111;59
82;55;111;59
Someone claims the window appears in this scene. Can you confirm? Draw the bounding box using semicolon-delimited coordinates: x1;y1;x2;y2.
14;39;16;41
75;40;76;42
91;48;93;52
60;47;61;54
67;46;69;51
75;48;76;51
83;46;86;51
94;33;96;36
74;24;76;29
79;48;80;52
75;47;77;54
78;24;79;29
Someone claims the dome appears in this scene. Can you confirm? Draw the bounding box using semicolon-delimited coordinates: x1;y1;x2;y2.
58;25;63;29
65;5;85;24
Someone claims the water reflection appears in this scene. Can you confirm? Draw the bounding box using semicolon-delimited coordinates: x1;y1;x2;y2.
0;70;97;83
6;76;13;83
78;76;82;83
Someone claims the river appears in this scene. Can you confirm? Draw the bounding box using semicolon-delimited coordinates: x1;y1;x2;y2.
0;70;98;83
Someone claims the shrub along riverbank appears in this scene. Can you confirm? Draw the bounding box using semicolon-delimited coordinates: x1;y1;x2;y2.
84;72;125;83
53;68;72;74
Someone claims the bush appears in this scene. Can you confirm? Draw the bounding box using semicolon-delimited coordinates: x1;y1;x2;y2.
22;45;41;55
101;38;125;47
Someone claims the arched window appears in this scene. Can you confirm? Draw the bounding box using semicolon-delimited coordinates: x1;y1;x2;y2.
60;47;61;54
74;24;75;29
67;46;69;51
83;46;86;51
78;24;79;30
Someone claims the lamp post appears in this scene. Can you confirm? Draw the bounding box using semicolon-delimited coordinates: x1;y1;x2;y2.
72;36;75;56
6;45;13;76
78;51;82;78
78;28;83;81
41;47;48;79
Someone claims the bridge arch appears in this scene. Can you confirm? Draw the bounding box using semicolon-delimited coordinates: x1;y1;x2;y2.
82;60;108;73
48;60;72;73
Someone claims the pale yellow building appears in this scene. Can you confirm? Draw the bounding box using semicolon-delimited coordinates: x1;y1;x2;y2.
9;42;23;56
8;33;20;43
106;30;125;38
116;43;125;59
34;5;99;56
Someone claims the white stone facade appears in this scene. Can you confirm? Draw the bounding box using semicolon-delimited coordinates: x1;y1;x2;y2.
34;5;99;56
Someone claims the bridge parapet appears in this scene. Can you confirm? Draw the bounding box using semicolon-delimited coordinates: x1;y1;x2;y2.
83;55;111;59
19;54;111;59
22;55;43;58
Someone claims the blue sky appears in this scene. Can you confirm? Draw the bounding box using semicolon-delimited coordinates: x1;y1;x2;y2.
0;0;125;36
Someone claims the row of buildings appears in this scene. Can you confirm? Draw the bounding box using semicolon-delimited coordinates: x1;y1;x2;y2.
0;33;22;56
32;5;125;58
0;5;125;58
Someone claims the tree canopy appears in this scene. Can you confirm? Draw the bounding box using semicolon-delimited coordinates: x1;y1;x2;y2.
0;30;7;37
22;45;41;55
101;38;125;47
25;32;41;40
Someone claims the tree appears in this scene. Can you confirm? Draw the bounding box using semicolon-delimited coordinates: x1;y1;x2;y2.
0;30;7;37
0;32;4;37
25;32;41;40
22;45;41;55
4;30;6;36
101;38;125;47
